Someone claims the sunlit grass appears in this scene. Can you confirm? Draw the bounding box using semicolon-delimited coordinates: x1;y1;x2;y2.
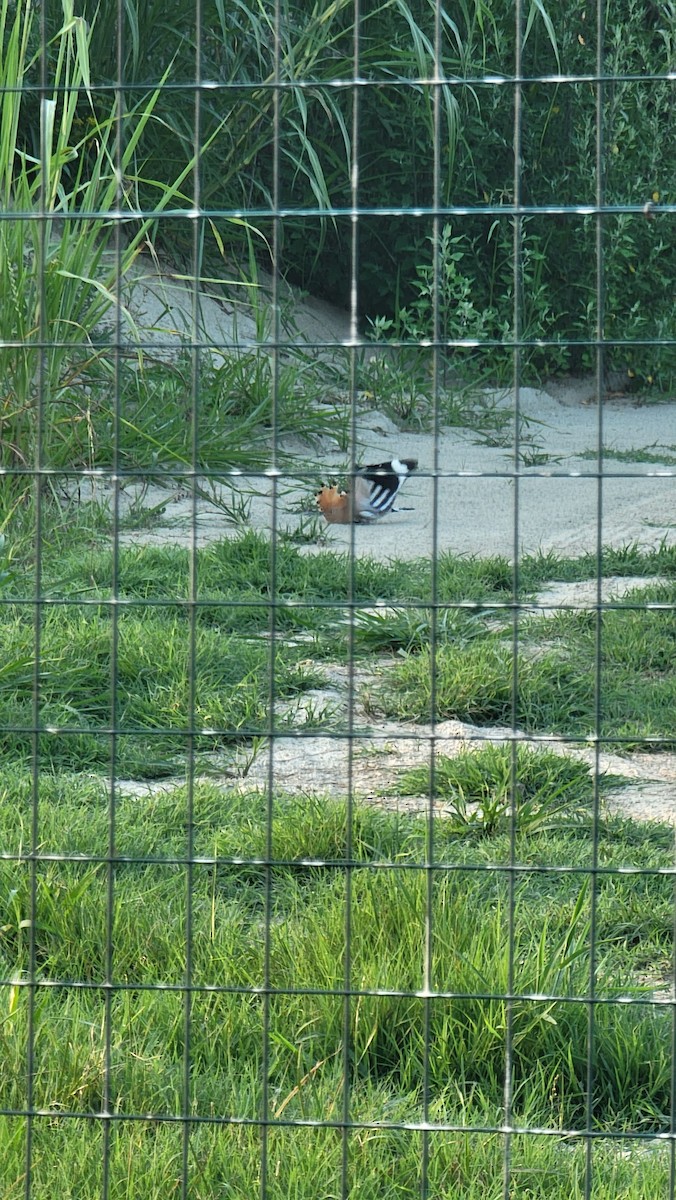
396;743;621;834
3;531;676;773
376;578;676;749
0;601;326;776
1;524;675;1194
0;772;673;1196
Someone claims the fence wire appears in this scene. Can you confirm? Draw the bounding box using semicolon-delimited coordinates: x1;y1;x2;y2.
2;0;676;1197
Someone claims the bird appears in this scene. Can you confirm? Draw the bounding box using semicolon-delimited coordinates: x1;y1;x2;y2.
316;457;417;524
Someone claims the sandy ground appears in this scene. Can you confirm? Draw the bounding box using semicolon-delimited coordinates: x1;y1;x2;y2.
109;255;676;561
105;384;676;570
112;387;676;560
108;263;676;823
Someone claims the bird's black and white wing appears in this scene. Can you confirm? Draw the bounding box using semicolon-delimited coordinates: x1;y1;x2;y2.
353;457;417;520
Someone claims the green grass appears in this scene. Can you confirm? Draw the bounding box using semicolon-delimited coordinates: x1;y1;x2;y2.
397;743;623;834
3;529;676;775
0;772;674;1196
580;444;676;466
2;1118;670;1199
1;0;353;489
0;601;326;776
2;0;674;1185
8;522;676;620
2;524;676;1193
375;578;676;750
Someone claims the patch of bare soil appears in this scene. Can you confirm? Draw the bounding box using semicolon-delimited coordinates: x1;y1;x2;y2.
110;568;676;824
235;657;676;825
233;574;675;821
78;382;676;561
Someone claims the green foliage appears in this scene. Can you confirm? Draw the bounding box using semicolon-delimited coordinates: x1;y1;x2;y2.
5;527;675;776
0;0;346;491
350;603;484;655
0;533;16;595
3;0;671;495
0;0;193;474
369;209;675;395
48;350;346;473
281;0;673;395
364;0;675;390
71;0;359;267
0;518;675;1188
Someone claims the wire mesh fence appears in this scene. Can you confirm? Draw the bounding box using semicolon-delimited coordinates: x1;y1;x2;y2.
1;0;676;1195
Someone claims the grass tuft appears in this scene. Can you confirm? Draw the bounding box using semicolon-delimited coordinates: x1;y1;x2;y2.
398;743;615;834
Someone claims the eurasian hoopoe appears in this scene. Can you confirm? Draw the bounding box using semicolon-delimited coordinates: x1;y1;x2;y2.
316;457;417;524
